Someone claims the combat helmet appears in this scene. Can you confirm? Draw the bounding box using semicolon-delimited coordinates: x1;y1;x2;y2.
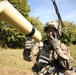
44;21;58;32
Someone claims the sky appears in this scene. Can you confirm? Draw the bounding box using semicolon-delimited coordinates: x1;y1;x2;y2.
28;0;76;25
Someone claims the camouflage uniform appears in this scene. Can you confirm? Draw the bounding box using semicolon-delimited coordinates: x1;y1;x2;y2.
23;21;75;75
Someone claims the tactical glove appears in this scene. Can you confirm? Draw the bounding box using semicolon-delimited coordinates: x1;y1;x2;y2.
23;37;34;61
50;39;60;50
25;37;34;50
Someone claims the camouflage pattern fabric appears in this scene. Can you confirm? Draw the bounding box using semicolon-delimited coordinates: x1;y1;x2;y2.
56;42;74;69
64;70;76;75
23;39;74;75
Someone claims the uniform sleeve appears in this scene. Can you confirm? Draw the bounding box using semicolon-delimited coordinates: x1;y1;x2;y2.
31;43;40;61
23;42;40;62
55;42;74;69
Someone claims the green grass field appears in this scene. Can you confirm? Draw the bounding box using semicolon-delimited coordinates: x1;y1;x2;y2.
0;45;76;75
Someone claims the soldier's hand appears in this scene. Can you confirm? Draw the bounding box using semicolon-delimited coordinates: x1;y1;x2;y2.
25;37;34;50
23;36;34;61
49;32;60;50
50;39;60;50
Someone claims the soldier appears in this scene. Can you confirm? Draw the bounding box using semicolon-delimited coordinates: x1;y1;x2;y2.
23;21;74;75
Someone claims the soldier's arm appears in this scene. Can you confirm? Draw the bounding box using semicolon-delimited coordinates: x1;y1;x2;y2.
23;36;34;61
51;39;74;69
23;38;39;61
56;43;74;69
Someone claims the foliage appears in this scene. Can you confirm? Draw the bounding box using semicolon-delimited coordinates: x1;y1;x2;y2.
0;0;76;48
60;21;76;45
0;0;30;48
8;0;30;18
27;17;44;38
0;0;43;48
0;20;25;48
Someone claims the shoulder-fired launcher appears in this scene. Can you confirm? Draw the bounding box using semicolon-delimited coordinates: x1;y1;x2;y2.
0;0;42;42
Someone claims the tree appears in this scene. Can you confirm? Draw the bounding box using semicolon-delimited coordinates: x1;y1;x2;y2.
0;0;43;48
60;21;76;45
0;0;30;48
8;0;30;18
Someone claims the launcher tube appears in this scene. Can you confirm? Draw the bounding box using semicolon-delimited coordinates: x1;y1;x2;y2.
0;0;42;42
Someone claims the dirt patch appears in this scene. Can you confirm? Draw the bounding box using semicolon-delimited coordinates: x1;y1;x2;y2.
0;64;34;75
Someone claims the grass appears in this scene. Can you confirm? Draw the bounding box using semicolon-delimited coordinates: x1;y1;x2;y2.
0;45;76;75
0;48;34;75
